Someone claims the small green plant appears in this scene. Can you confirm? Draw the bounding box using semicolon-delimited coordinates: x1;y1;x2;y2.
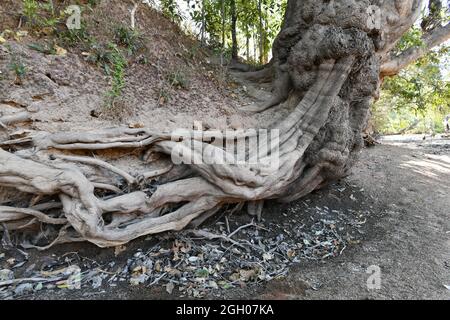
23;0;39;24
58;22;91;48
114;25;142;56
87;43;115;71
167;70;189;89
160;0;182;23
104;44;127;106
28;42;57;54
87;0;100;8
157;88;171;104
22;0;63;31
10;59;27;82
85;42;128;107
40;1;53;12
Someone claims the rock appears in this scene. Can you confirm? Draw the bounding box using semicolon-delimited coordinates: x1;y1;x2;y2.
208;281;219;289
34;283;43;291
188;256;199;263
91;275;103;289
130;274;148;286
0;269;14;281
14;283;33;296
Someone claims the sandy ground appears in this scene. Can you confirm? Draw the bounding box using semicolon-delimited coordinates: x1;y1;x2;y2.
258;139;450;300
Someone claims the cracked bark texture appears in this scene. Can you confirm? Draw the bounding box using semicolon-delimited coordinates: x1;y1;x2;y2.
0;0;438;248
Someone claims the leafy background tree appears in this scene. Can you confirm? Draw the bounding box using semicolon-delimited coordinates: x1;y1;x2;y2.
373;1;450;135
153;0;449;135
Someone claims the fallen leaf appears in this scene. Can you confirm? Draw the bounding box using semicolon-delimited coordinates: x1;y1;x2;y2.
41;27;54;36
54;45;67;56
287;249;296;258
166;282;175;294
239;269;257;282
14;30;28;41
229;272;240;281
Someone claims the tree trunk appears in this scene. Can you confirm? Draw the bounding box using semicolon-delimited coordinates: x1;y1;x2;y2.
200;1;206;46
221;0;225;49
230;0;238;60
0;0;434;248
246;32;250;60
220;0;226;66
258;0;264;64
253;33;257;61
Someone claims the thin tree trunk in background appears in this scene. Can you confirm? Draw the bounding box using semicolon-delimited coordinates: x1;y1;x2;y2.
258;0;264;64
221;0;225;48
253;33;257;62
221;0;225;65
246;32;250;61
201;0;205;46
230;0;238;60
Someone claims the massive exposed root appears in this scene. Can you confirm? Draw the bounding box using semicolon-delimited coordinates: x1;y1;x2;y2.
0;0;424;249
0;58;355;248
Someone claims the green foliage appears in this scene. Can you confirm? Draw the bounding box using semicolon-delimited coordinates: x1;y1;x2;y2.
86;0;100;7
28;42;57;54
114;25;142;55
105;44;127;102
87;43;115;71
161;0;183;23
158;87;171;104
22;0;63;30
373;50;450;134
85;42;128;104
9;59;27;80
183;0;286;64
23;0;39;23
58;22;92;48
394;27;425;53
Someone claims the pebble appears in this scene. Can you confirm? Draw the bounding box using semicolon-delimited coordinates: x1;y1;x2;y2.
14;283;33;296
91;275;103;289
0;269;14;281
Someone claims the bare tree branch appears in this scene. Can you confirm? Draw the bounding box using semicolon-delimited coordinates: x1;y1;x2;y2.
381;23;450;77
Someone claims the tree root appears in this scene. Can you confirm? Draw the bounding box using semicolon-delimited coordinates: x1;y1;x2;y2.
0;58;356;248
0;112;31;129
52;154;137;185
